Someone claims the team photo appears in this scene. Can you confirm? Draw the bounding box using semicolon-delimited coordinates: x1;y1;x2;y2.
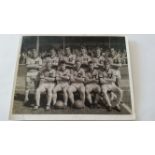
10;35;135;120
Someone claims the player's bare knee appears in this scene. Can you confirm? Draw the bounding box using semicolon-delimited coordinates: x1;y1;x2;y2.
120;89;123;94
47;93;52;97
47;89;52;96
85;88;90;95
53;89;57;94
36;88;41;94
101;86;107;93
81;86;85;94
63;89;68;94
97;87;101;93
86;92;90;97
25;86;29;91
67;87;73;94
85;85;90;91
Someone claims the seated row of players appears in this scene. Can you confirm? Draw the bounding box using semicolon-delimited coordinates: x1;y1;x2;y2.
25;47;123;112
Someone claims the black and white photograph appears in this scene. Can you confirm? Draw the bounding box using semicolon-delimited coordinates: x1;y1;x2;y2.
10;35;135;120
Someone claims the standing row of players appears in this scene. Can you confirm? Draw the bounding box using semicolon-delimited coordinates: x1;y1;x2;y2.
20;47;128;65
25;47;123;112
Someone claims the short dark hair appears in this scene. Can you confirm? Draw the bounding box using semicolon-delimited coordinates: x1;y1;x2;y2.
65;46;71;49
81;46;87;50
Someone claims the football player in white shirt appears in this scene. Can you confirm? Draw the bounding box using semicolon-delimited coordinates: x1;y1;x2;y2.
34;61;56;110
99;62;123;112
64;47;76;69
58;48;65;62
80;47;91;66
24;49;42;104
104;49;122;101
85;61;101;108
92;47;105;68
52;61;70;108
68;59;86;107
43;48;59;67
109;48;122;87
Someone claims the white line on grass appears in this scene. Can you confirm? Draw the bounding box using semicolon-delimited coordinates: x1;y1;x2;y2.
121;103;132;114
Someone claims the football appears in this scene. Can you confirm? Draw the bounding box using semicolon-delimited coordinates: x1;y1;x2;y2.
74;100;85;109
54;100;65;109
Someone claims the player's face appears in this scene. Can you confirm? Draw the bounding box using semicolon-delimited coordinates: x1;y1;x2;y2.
46;62;52;70
96;49;101;57
111;48;116;56
50;49;56;57
32;49;38;58
76;49;80;57
105;52;109;58
59;49;64;56
90;63;94;70
27;50;32;57
76;61;81;69
66;48;71;56
105;64;110;70
41;51;46;57
101;52;105;57
81;48;87;55
118;50;121;54
61;64;66;71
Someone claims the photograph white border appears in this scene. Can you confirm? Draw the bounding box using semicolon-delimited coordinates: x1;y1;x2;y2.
9;35;135;120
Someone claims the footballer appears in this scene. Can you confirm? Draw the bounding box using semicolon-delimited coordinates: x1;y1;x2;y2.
80;47;91;66
52;61;70;108
43;48;59;67
99;61;123;112
85;61;101;108
68;59;86;107
109;48;122;87
92;47;105;68
34;61;56;110
64;47;76;68
24;49;42;104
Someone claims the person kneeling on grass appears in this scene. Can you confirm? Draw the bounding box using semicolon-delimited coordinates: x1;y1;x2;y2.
34;61;56;110
99;62;123;112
